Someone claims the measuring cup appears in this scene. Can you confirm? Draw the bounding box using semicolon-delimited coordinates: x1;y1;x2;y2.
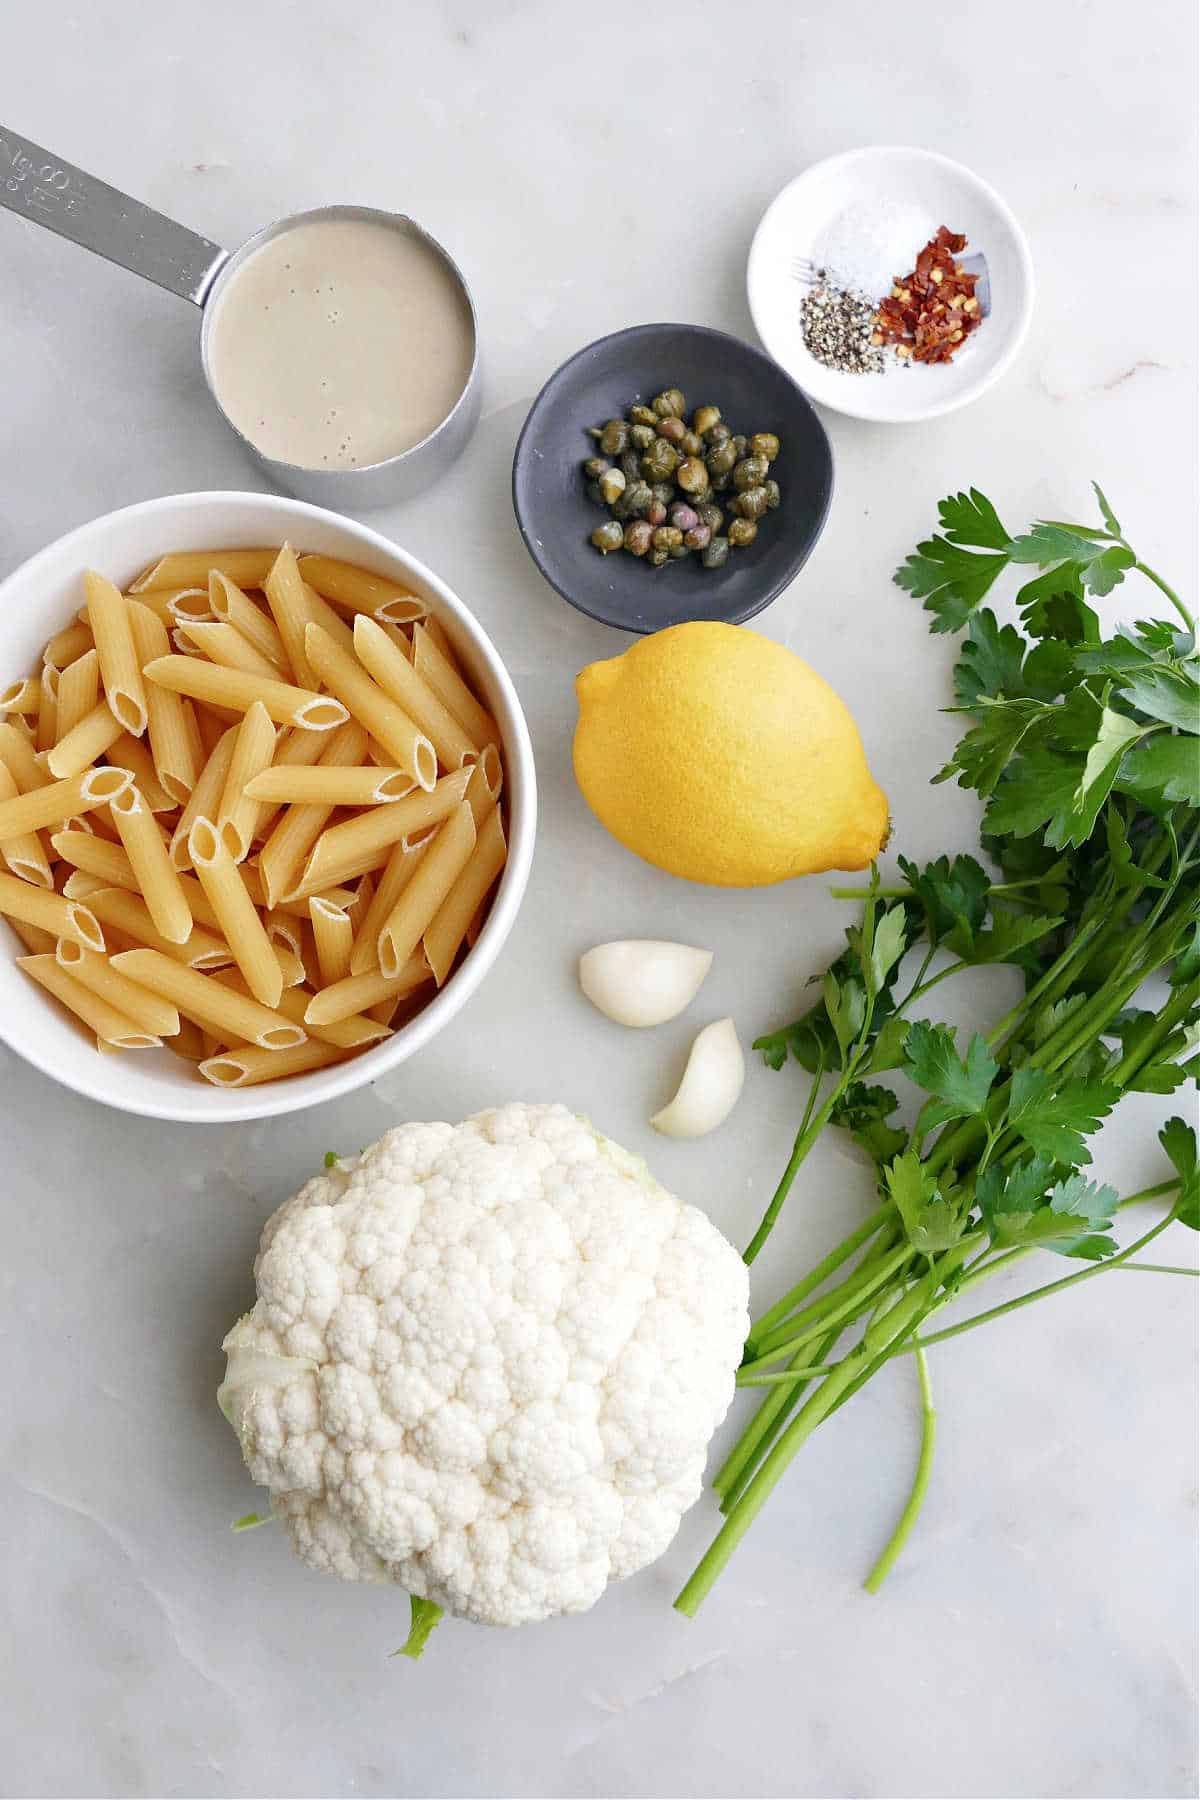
0;124;481;510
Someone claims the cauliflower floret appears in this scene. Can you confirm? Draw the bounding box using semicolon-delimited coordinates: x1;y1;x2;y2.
219;1104;748;1628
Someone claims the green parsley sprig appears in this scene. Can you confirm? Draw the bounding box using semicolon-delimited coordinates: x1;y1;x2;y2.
677;486;1198;1617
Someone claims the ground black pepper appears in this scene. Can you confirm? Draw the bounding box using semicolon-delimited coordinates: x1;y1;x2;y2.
800;277;885;374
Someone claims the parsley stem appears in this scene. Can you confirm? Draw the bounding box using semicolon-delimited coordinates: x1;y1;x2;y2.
741;1245;913;1370
863;1348;935;1594
743;1068;847;1265
714;1325;843;1507
737;1365;845;1384
1134;559;1196;632
748;1204;892;1344
1114;1263;1199;1276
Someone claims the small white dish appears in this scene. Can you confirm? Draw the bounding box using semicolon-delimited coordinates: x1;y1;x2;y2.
747;146;1034;424
0;491;536;1123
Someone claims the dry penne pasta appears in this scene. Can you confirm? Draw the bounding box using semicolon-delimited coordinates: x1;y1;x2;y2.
43;621;94;673
62;870;110;899
129;549;279;593
84;885;230;969
163;587;213;624
304;950;431;1026
0;762;52;888
208;572;287;669
49;829;135;887
217;972;391;1049
424;806;507;985
84;570;147;737
309;895;354;985
170;725;238;872
0;721;51;792
200;1038;350;1088
349;833;431;976
256;719;367;908
352;615;479;768
378;803;476;979
18;953;161;1048
188;817;282;1007
45;700;124;781
244;765;415;806
54;939;181;1038
463;757;500;831
105;732;177;813
110;785;194;944
0;765;131;838
167;1017;208;1061
0;676;41;715
264;544;324;687
0;873;104;949
177;621;288;682
244;725;328;842
35;671;58;754
108;948;306;1049
55;648;100;743
127;602;199;806
304;623;436;789
217;700;277;861
291;765;471;900
8;917;58;956
297;553;427;620
263;909;302;955
411;623;497;747
142;655;348;731
194;704;229;759
420;612;457;663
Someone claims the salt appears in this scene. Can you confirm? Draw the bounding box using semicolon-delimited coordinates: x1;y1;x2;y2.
814;200;936;302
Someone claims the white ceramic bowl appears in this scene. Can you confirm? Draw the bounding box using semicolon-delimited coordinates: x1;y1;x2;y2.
747;146;1034;423
0;492;536;1122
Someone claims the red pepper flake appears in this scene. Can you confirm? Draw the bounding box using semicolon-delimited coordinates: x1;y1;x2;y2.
872;225;981;366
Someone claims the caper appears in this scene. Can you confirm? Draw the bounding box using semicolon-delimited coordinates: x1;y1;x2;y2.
586;425;604;440
583;455;611;480
629;404;658;428
702;536;730;568
763;478;781;510
591;521;624;554
623;519;654;557
681;430;704;457
648;545;671;567
733;485;768;520
669;502;699;532
652;388;686;419
705;422;731;447
676;456;708;494
730;435;747;456
749;432;781;461
697;501;724;531
728;518;758;547
651;482;675;507
656;415;687;444
644;499;667;526
710;469;732;493
683;523;712;551
706;442;737;478
652;525;684;552
733;455;769;492
599;468;626;505
624;480;654;517
599;419;630;455
617;449;640;483
693;405;721;436
629;423;656;451
642;440;679;481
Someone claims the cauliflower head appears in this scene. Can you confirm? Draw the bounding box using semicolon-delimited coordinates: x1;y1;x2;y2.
220;1103;749;1627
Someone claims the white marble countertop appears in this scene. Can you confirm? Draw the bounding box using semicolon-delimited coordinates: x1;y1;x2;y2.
1;3;1196;1796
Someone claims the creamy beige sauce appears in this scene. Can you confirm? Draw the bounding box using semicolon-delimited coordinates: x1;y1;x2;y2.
207;218;474;470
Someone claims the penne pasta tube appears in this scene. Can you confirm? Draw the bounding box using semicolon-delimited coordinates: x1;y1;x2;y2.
45;700;123;780
0;762;52;888
129;549;279;593
166;1017;207;1061
49;829;136;888
187;817;283;1007
348;834;431;975
43;621;94;673
54;648;100;743
0;720;52;792
423;806;507;985
195;705;230;758
35;671;58;754
108;949;306;1050
263;544;351;687
54;939;181;1037
304;950;431;1026
18;953;160;1048
0;873;104;949
200;1037;350;1088
243;764;416;806
104;733;177;813
255;720;367;908
84;570;148;737
61;870;109;899
163;587;213;625
297;553;427;620
127;602;199;806
0;765;131;838
110;784;194;944
176;621;286;682
352;615;480;768
216;971;391;1049
85;885;230;969
0;676;41;715
208;573;287;669
419;612;457;663
377;803;475;980
170;725;237;872
309;895;354;985
217;700;277;862
7;917;57;956
463;758;500;832
273;881;357;921
142;655;349;732
303;624;436;790
272;941;306;988
290;766;471;900
411;623;498;748
242;725;328;842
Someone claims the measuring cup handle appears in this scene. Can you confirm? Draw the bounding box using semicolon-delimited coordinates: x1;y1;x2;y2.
0;123;229;305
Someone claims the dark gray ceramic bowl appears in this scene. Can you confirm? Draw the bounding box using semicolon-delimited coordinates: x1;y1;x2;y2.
512;323;834;633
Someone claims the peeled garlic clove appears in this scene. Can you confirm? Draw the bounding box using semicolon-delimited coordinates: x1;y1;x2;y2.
651;1017;744;1139
579;939;713;1029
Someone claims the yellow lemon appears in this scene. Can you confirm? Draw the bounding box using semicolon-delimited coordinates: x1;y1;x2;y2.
573;622;889;886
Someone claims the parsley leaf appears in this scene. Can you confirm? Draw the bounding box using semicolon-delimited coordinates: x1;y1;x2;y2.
978;1160;1117;1259
1120;665;1200;732
938;488;1012;550
1092;480;1122;537
905;1022;998;1129
1016;565;1099;643
831;1082;908;1163
392;1596;444;1662
1160;1117;1199;1229
1007;1069;1118;1165
959;910;1064;969
953;609;1029;709
1008;524;1136;596
894;536;1009;632
868;905;909;996
885;1152;964;1256
984;747;1084;842
824;970;867;1060
898;853;991;945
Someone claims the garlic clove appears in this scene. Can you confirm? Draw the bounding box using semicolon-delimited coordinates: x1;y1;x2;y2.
650;1017;744;1139
579;939;713;1029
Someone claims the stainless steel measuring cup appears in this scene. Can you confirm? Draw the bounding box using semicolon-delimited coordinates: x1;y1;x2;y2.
0;125;481;510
